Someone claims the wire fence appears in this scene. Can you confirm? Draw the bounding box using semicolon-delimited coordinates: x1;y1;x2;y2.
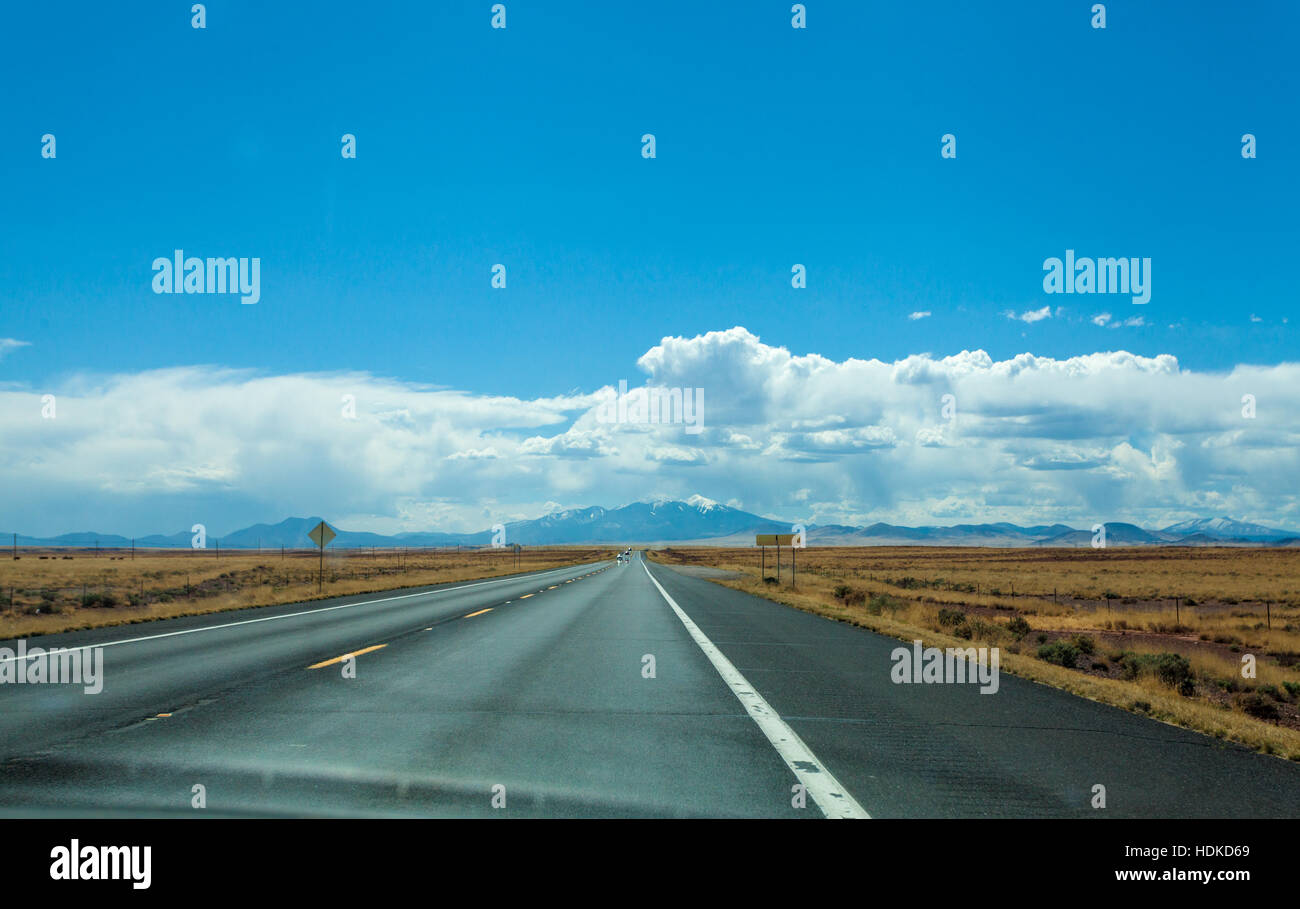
0;546;551;618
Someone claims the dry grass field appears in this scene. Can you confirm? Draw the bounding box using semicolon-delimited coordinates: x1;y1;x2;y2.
649;545;1300;761
0;546;609;638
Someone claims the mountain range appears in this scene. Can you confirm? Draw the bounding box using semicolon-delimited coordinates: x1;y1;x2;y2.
7;498;1300;549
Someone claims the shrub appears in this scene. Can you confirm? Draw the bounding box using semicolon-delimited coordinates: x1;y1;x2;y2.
1119;652;1192;690
1038;641;1081;668
81;592;118;609
937;608;966;627
1070;634;1097;656
1236;692;1280;721
1007;616;1031;639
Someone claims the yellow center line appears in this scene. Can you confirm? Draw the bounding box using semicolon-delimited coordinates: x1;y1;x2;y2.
464;608;493;618
308;643;387;670
519;594;533;599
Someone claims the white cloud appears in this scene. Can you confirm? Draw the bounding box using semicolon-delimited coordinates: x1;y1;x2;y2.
3;327;1299;534
908;311;931;321
0;338;31;360
1013;306;1052;323
1092;313;1112;327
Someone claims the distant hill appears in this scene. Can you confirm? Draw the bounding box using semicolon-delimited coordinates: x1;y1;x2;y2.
7;500;1299;549
1158;516;1299;542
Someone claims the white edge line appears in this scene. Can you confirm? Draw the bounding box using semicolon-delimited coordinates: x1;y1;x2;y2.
642;560;870;819
0;561;606;664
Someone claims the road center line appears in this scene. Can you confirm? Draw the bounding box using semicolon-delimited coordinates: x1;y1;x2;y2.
307;644;387;670
0;562;602;663
641;561;870;819
463;608;493;618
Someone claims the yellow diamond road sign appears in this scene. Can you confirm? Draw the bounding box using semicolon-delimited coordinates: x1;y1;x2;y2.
308;521;336;548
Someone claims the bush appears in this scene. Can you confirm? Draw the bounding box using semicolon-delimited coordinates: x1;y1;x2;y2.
1236;692;1280;721
1038;641;1081;668
1070;634;1097;656
81;592;118;608
937;608;966;627
1007;616;1031;639
1118;652;1192;690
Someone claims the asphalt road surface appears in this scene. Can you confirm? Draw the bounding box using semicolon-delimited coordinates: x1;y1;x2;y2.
1;552;1297;818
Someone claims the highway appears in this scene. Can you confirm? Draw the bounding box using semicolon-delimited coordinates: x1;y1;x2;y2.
0;551;1297;818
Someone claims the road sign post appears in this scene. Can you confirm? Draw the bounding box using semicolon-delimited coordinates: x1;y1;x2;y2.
308;521;337;592
755;534;797;585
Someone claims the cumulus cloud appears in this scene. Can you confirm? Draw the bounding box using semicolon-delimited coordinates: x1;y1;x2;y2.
3;327;1298;534
1015;306;1053;323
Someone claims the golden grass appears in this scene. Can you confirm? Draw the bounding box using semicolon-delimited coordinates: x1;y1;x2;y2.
649;545;1300;761
0;546;610;637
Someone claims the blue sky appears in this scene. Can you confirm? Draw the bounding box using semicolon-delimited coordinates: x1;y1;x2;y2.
2;1;1298;535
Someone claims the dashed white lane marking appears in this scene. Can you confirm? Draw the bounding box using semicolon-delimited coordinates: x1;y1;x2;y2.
0;562;606;663
641;561;870;819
